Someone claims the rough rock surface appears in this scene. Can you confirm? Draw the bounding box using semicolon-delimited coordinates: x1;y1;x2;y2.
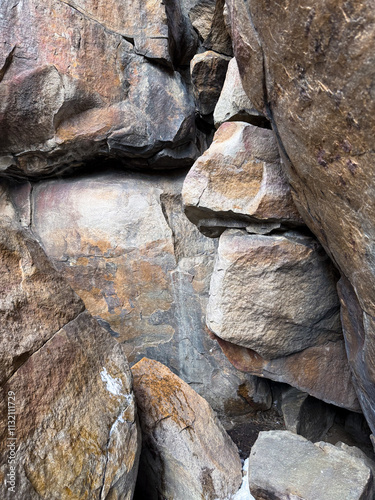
191;51;231;116
132;358;242;500
182;122;303;236
229;0;375;434
0;217;140;499
12;170;270;421
281;387;335;443
214;58;267;128
249;431;374;500
207;229;342;358
0;0;198;177
214;334;360;411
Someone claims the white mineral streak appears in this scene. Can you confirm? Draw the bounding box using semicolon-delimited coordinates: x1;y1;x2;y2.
100;367;124;396
231;459;255;500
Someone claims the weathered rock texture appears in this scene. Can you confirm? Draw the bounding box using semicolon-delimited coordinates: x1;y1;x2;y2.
213;58;267;128
0;216;140;499
182;122;303;236
0;0;201;177
249;431;374;500
228;0;375;434
132;358;242;500
207;230;342;358
10;170;270;421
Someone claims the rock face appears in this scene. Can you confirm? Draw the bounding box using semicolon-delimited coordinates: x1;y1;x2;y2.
132;357;242;500
12;170;270;422
249;431;374;500
0;0;199;177
191;50;231;116
229;0;375;434
207;230;342;358
213;58;267;128
0;217;140;499
182;122;302;236
214;330;360;411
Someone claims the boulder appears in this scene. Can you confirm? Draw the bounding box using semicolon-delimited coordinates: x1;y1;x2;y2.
191;51;231;116
207;230;342;358
11;170;270;422
214;58;267;128
182;122;303;237
0;0;197;177
230;0;375;434
132;357;242;500
214;334;360;411
249;431;374;500
281;387;335;442
0;217;140;499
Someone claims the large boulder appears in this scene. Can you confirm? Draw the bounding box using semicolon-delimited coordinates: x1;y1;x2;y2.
228;0;375;434
0;215;140;499
249;431;374;500
182;122;302;237
0;0;198;177
10;170;271;422
132;357;242;500
207;229;342;359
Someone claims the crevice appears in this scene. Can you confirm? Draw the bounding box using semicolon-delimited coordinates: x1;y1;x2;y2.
0;45;16;84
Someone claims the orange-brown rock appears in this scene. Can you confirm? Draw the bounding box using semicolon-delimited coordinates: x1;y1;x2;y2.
215;335;360;411
0;0;197;177
132;358;242;500
0;217;140;499
10;171;271;422
229;0;375;434
182;122;303;237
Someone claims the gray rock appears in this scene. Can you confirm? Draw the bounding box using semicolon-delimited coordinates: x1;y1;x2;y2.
281;387;335;442
214;58;267;128
207;229;342;359
249;431;374;500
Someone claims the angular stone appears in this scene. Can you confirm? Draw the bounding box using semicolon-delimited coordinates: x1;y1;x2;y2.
214;58;267;128
214;334;360;411
234;0;375;435
187;0;217;41
132;358;242;500
0;0;196;177
14;171;267;422
225;0;265;113
191;51;231;116
281;387;335;442
0;219;140;499
203;0;233;56
207;229;342;358
182;122;303;237
249;431;374;500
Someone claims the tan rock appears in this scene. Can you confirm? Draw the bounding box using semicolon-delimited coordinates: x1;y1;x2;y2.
232;0;375;434
132;358;242;500
214;334;360;411
13;171;270;422
0;220;140;499
191;51;231;116
182;122;303;237
214;58;267;128
207;229;342;358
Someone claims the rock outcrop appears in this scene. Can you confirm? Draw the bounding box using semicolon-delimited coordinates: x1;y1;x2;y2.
132;357;242;500
0;214;140;499
249;431;374;500
182;122;302;237
10;171;271;422
228;0;375;434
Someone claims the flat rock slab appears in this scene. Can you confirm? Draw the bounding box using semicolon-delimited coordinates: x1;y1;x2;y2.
182;122;302;237
207;229;342;358
132;357;242;500
249;431;374;500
